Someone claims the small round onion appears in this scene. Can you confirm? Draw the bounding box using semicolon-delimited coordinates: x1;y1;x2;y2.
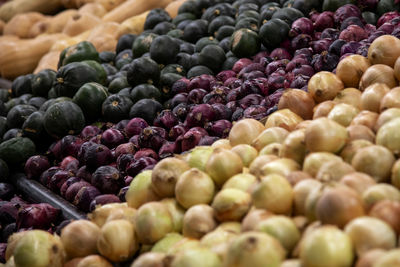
211;139;231;150
327;103;360;126
281;259;302;267
280;129;306;165
344;216;396;256
104;206;137;225
131;252;166;267
362;184;400;210
308;71;344;103
251;127;289;151
249;155;279;177
346;125;375;143
61;220;100;258
212;188;252;222
161;198;185;233
340;172;376;195
278;89;315;120
286;171;312;186
380;86;400;111
394;56;400;81
167;238;202;255
76;255;113;267
368;35;400;67
313;101;336;119
300;226;354;267
336;54;371;88
340;140;373;164
333;88;362;109
125;170;159;209
369;200;400;234
259;158;301;178
264;109;304;131
302;152;343;177
151;233;184;253
241;209;273;232
374;249;400;267
252;174;293;215
228;119;265;147
359;64;397;91
316;160;355;182
305;118;348;153
182;204;217;239
185;146;214;172
231;144;258;167
361;83;390;112
350;110;379;130
374;108;400;132
222;173;257;192
355;249;386;267
200;229;238;260
377;117;400;155
170;248;222;267
87;203;128;227
293;179;323;216
259;143;283;157
391;159;400;189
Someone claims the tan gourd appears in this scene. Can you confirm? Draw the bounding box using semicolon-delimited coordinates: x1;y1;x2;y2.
50;30;91;51
102;0;176;22
29;17;52;38
120;11;149;35
86;22;124;51
62;12;101;36
34;50;62;73
0;0;62;22
3;12;46;38
88;0;126;11
0;19;5;35
165;0;187;18
78;3;107;17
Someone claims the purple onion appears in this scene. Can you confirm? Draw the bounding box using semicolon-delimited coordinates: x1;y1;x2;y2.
158;142;176;159
216;70;236;82
290;74;310;89
116;154;135;173
320;28;339;40
267;89;284;108
377;11;400;28
59;156;79;172
172;103;189;121
340;17;365;31
0;183;14;200
232;58;253;73
126;157;157;177
226;87;241;102
1;223;14;243
100;129;125;149
73;185;101;212
24;155;50;180
289;17;314;37
258;56;274;68
231;108;244;121
139;127;167;151
334;4;361;24
312;52;339;72
114;143;136;158
60;177;82;198
171;93;188;108
118;186;130;202
124;176;133;186
48;141;62;159
364;24;376;35
171;78;190;94
269;48;291;60
252;51;270;63
339;25;368;42
224;77;243;89
0;202;20;225
125;118;148;137
129;135;140;147
205;120;232;138
187;74;216;92
153;110;179;130
10;196;28;206
314;11;335;31
91;166;124;194
239;94;264;109
239;79;268;96
59;135;85;158
134;148;159;160
294;48;313;59
378;22;395;34
187;88;208;104
392;27;400;39
198;136;219;146
312;38;333;53
310;11;320;22
244;105;268;120
169;124;187;141
267;73;286;92
113;120;129;132
356;44;370;57
212;103;232;121
76;166;92;183
286;57;310;72
77;142;113;172
241;71;266;80
238;63;265;77
65;181;91;202
16;203;60;230
340;41;362;55
0;243;6;263
291;34;312;50
89;135;101;144
328;39;347;55
89;194;121;211
48;170;73;193
80;125;102;140
180;128;206;152
39;167;61;185
292;65;315;77
184;104;216;128
367;30;386;43
203;87;228;104
265;59;289;76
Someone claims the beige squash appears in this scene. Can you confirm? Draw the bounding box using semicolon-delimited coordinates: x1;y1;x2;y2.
165;0;187;18
78;2;107;17
62;12;101;36
3;12;46;38
0;0;63;22
34;50;62;73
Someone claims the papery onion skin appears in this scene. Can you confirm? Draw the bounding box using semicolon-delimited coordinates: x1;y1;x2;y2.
340;172;376;195
350;110;379;131
87;203;128;228
376;118;400;155
308;71;344;103
125;170;159;209
394;56;400;81
355;249;386;267
333;88;362;109
222;173;257;192
286;171;312;186
340;139;373;164
170;248;222;267
182;204;217;239
380;87;400;111
359;64;398;91
368;35;400;67
369;200;400;234
362;184;400;210
264;109;304;132
293;179;322;216
231;144;258;167
251;127;289;151
278;89;315;120
211;188;252;222
316;160;355;182
259;158;301;178
200;229;238;261
249;155;279;178
346;125;375;143
361;83;390;113
229;119;265;147
336;54;371;88
76;255;113;267
241;209;273;232
259;143;282;157
327;103;360;127
160;198;185;233
130;252;166;267
374;108;400;132
373;249;400;267
313;101;336;119
302;152;343;177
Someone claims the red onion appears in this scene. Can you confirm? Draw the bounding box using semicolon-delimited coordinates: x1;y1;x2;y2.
292;65;315;77
290;74;310;89
340;17;365;31
91;166;124;194
329;39;347;55
232;58;253;73
244;105;268;120
65;181;91;202
60;177;82;197
77;142;113;172
184;104;216;128
171;77;190;94
334;4;362;24
180;127;207;152
203;91;226;105
24;155;50;180
289;17;314;37
168;124;187;141
39;167;61;185
239;94;264;109
171;93;188;108
378;22;395;34
124;176;133;186
340;41;362;55
188;74;216;92
269;48;292;60
238;63;265;77
158;141;176;159
286;57;310;72
267;73;286;92
312;52;339;72
253;51;270;63
212;103;232;120
377;11;400;27
73;185;101;212
76;166;92;183
314;11;335;31
60;135;85;158
0;202;20;225
242;71;266;80
134;148;159;160
126;157;157;177
48;170;73;193
125;118;148;137
321;28;340;39
116;154;135;174
16;203;60;230
118;186;129;202
339;25;368;42
216;70;236;82
114;143;136;158
59;156;79;172
291;34;313;50
0;183;14;200
113;119;129;132
367;30;386;42
198;135;219;146
265;59;289;76
187;88;208;104
139;126;167;151
89;194;121;211
153;110;179;130
80;125;102;140
100;129;125;149
205;120;232;138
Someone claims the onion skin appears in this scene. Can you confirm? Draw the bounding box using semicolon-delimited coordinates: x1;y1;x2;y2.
380;87;400;111
259;143;282;157
249;155;279;177
185;146;214;172
241;209;273;232
286;171;312;186
374;108;400;132
340;139;373;164
182;205;217;239
308;71;344;103
355;249;386;267
333;88;362;109
394;56;400;81
316;160;355;182
200;229;238;261
264;109;303;132
211;188;251;222
222;173;257;192
327;103;360;127
87;203;128;228
340;172;376;195
369;200;400;234
130;252;166;267
293;179;322;216
373;249;400;267
368;35;400;67
170;248;222;267
359;64;398;91
251;127;289;151
228;119;265;147
313;101;336;119
361;83;390;113
362;184;400;210
336;55;371;88
76;255;113;267
305;118;348;153
391;159;400;189
346;125;375;143
161;198;185;233
278;89;315;120
259;158;301;178
344;216;396;256
377;117;400;155
125;170;160;209
350;110;379;130
302;152;342;177
231;144;258;167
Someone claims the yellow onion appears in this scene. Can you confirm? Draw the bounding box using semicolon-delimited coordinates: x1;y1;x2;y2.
368;35;400;67
61;220;100;259
135;202;174;244
5;231;28;261
359;64;398;91
336;55;372;88
327;103;360;127
241;208;273;232
380;87;400;111
264;109;303;131
255;215;300;253
302;152;342;177
231;144;258;167
293;216;309;233
316;186;364;228
355;249;386;267
351;145;395;182
170;248;222;267
182;204;217;239
211;188;252;222
377;117;400;155
76;255;112;267
375;108;400;132
292;221;322;258
151;233;184;253
361;83;390;112
205;148;243;187
216;222;242;233
229;119;265;146
64;257;83;267
305;117;348;153
373;249;400;267
340;139;373;164
258;143;282;157
278;89;315;119
346;125;375;143
304;184;326;221
344;216;396;256
151;158;190;198
222;173;257;192
316;160;355;182
224;231;285;267
294;120;313;130
308;71;344;103
130;252;166;267
88;203;128;227
104;206;137;225
286;171;313;186
395;55;400;81
160;198;185;233
391;159;400;189
167;238;202;255
185;146;214;172
251;127;289;151
200;229;238;261
362;184;400;210
333;87;362;109
339;172;377;195
252;174;293;214
97;219;138;262
369;200;400;234
280;129;306;164
126;170;159;209
313;100;336;119
175;168;215;209
259;158;300;177
12;230;65;267
281;259;302;267
350;110;379;130
300;226;354;267
211;139;231;150
249;155;279;177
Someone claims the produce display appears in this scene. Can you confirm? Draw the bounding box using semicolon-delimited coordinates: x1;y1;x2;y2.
2;0;400;265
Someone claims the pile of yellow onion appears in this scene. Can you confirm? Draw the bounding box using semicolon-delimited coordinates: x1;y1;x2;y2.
6;34;400;267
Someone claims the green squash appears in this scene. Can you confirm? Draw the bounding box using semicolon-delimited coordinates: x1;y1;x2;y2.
0;137;36;166
159;73;183;100
73;82;109;121
132;32;158;58
43;101;85;139
149;35;180;65
208;16;235;36
22;111;45;140
0;116;7;143
322;0;356;11
230;28;261;58
11;74;33;97
81;60;107;85
259;18;290;49
172;12;197;26
31;69;56;97
6;104;37;129
271;7;304;26
108;76;129;94
187;65;214;78
0;89;11;102
198;44;226;72
126;57;161;87
161;64;186;76
130;83;162;103
195;36;219;52
102;95;133;123
377;0;400;16
58;41;99;68
0;158;9;181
